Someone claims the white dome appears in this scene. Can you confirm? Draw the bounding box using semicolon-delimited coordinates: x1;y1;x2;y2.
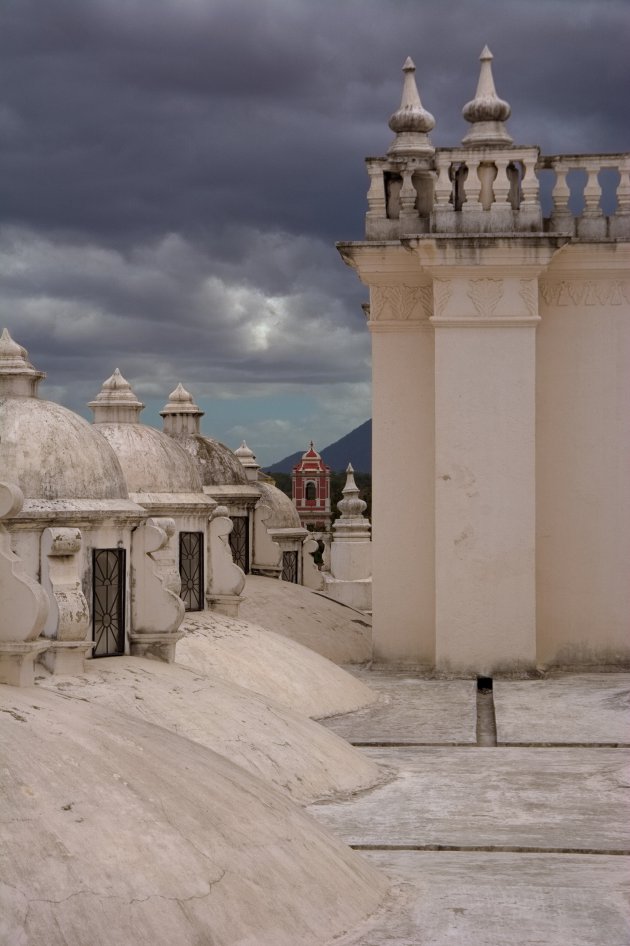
96;423;203;494
257;479;302;528
89;370;203;494
0;398;129;501
0;329;128;501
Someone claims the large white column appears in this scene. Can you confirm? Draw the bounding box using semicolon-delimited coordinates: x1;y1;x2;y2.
368;282;435;666
429;258;544;673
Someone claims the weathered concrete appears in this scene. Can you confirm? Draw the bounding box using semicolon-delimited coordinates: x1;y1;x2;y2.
240;574;372;664
323;672;477;744
494;674;630;744
338;851;630;946
178;609;377;719
35;656;384;804
0;686;389;946
309;747;630;851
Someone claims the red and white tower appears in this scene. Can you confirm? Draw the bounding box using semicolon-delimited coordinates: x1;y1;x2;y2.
292;442;332;530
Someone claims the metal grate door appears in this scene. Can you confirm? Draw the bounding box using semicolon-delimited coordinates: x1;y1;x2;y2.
179;531;204;611
229;516;249;573
282;550;299;584
92;548;126;657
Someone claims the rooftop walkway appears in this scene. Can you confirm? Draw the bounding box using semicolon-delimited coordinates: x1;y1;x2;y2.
311;670;630;946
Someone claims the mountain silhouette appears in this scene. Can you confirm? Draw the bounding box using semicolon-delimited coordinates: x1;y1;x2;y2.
266;419;372;474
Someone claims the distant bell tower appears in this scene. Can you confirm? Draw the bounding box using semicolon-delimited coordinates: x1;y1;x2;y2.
292;442;332;530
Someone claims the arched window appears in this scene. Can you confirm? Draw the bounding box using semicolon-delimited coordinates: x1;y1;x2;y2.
305;481;317;501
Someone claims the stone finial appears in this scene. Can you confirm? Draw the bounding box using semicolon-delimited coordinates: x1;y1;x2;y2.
337;464;368;520
160;382;204;437
88;368;144;424
461;46;513;148
234;441;261;482
0;328;46;397
388;57;435;157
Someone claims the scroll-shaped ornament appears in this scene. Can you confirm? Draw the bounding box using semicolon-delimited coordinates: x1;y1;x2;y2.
131;516;185;635
208;507;246;598
0;483;49;644
302;535;324;591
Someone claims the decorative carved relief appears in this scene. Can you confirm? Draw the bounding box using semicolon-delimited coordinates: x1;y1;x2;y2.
518;280;538;317
540;280;629;307
467;278;504;317
432;279;453;317
371;285;432;321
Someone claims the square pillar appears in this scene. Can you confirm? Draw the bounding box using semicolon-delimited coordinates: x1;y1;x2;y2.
431;274;540;673
368;282;435;665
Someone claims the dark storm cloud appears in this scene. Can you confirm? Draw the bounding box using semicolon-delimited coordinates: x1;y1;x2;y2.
0;0;627;453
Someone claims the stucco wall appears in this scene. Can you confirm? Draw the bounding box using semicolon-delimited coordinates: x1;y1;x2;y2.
371;320;435;665
536;246;630;667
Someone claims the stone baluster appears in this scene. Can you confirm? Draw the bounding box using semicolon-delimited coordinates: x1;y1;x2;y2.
461;158;483;230
491;156;513;230
578;162;606;239
399;166;419;231
40;527;93;675
366;160;386;220
0;482;50;685
616;158;630;214
518;158;542;229
549;162;573;234
582;164;602;215
477;162;497;211
432;156;454;231
611;157;630;239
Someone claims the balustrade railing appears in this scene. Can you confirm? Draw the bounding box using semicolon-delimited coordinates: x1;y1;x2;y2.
365;150;630;241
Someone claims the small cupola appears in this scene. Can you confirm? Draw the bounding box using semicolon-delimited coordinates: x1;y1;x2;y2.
234;441;261;482
89;369;144;424
461;46;512;148
0;328;46;397
160;383;204;437
388;57;435;158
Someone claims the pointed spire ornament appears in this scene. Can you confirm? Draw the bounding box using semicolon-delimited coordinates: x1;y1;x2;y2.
336;464;368;521
0;327;46;396
160;382;204;436
388;57;435;157
234;441;260;482
461;46;512;147
89;368;144;423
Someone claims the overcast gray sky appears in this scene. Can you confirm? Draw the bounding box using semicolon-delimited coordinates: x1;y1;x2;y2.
0;0;628;465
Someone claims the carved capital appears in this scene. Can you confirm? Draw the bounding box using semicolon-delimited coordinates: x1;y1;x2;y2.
370;284;432;322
